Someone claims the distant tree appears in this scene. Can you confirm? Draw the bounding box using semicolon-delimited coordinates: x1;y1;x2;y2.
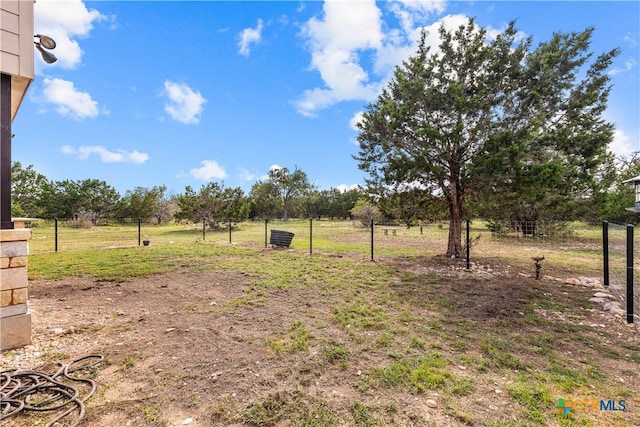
304;189;328;219
152;186;178;224
267;166;313;220
39;179;120;223
11;162;47;217
248;180;281;219
175;183;247;224
11;200;26;217
217;186;250;220
329;188;362;219
119;185;177;223
76;179;121;224
121;186;157;220
355;19;618;257
377;187;447;226
38;180;73;219
350;200;380;228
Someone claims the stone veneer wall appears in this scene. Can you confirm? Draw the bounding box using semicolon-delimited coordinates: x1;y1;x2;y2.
0;228;32;350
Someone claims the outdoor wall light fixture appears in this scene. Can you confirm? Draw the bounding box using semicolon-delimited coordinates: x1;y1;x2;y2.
34;34;57;64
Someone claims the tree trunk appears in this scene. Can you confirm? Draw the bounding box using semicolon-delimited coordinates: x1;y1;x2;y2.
446;177;464;258
447;203;463;258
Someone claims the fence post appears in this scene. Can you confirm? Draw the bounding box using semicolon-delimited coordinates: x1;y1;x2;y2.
228;218;232;244
202;218;206;241
626;224;634;324
264;219;268;248
309;217;313;255
138;218;141;246
54;218;58;253
466;219;470;270
370;218;374;261
603;221;609;287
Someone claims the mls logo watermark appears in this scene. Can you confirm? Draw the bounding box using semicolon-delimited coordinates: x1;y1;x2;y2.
556;398;627;415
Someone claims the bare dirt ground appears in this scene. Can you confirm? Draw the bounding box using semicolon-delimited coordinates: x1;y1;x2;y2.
2;252;639;426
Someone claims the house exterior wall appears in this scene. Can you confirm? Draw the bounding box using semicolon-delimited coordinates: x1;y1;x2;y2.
0;0;34;121
0;0;34;349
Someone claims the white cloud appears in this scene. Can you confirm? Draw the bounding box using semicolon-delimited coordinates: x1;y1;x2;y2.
189;160;228;181
294;0;384;117
335;184;360;192
349;111;364;131
163;81;207;124
238;19;264;56
609;58;637;76
387;0;446;36
623;32;638;47
41;78;99;120
294;0;449;117
609;129;637;157
256;164;283;181
238;167;256;182
34;0;109;70
61;145;149;164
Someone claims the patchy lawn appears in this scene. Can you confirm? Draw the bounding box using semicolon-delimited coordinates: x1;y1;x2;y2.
2;242;638;426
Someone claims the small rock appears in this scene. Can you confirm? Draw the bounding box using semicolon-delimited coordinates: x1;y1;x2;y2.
582;277;601;286
603;301;622;311
165;328;176;333
494;389;502;394
589;297;606;304
593;292;613;299
565;278;581;285
426;399;437;408
181;418;193;425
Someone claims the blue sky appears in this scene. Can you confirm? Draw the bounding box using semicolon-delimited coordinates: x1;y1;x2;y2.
15;0;640;196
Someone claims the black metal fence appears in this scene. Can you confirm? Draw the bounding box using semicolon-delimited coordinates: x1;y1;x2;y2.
26;218;604;281
602;221;637;324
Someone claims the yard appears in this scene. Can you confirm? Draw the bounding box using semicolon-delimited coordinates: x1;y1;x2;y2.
1;220;638;426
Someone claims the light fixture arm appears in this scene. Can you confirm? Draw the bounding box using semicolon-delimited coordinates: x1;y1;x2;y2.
33;34;57;64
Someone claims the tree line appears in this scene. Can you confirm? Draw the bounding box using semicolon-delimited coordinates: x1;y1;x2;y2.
11;148;638;232
10;163;363;225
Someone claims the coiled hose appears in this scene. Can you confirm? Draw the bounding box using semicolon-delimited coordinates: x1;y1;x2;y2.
0;354;103;427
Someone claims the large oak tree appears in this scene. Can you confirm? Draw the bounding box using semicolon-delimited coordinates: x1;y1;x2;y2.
355;19;618;257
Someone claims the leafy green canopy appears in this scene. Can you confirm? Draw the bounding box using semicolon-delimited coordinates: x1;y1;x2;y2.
355;18;618;257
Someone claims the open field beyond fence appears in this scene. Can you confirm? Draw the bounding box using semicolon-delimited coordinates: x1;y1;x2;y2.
26;219;606;279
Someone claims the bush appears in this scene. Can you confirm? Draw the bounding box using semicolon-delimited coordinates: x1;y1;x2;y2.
350;202;380;228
